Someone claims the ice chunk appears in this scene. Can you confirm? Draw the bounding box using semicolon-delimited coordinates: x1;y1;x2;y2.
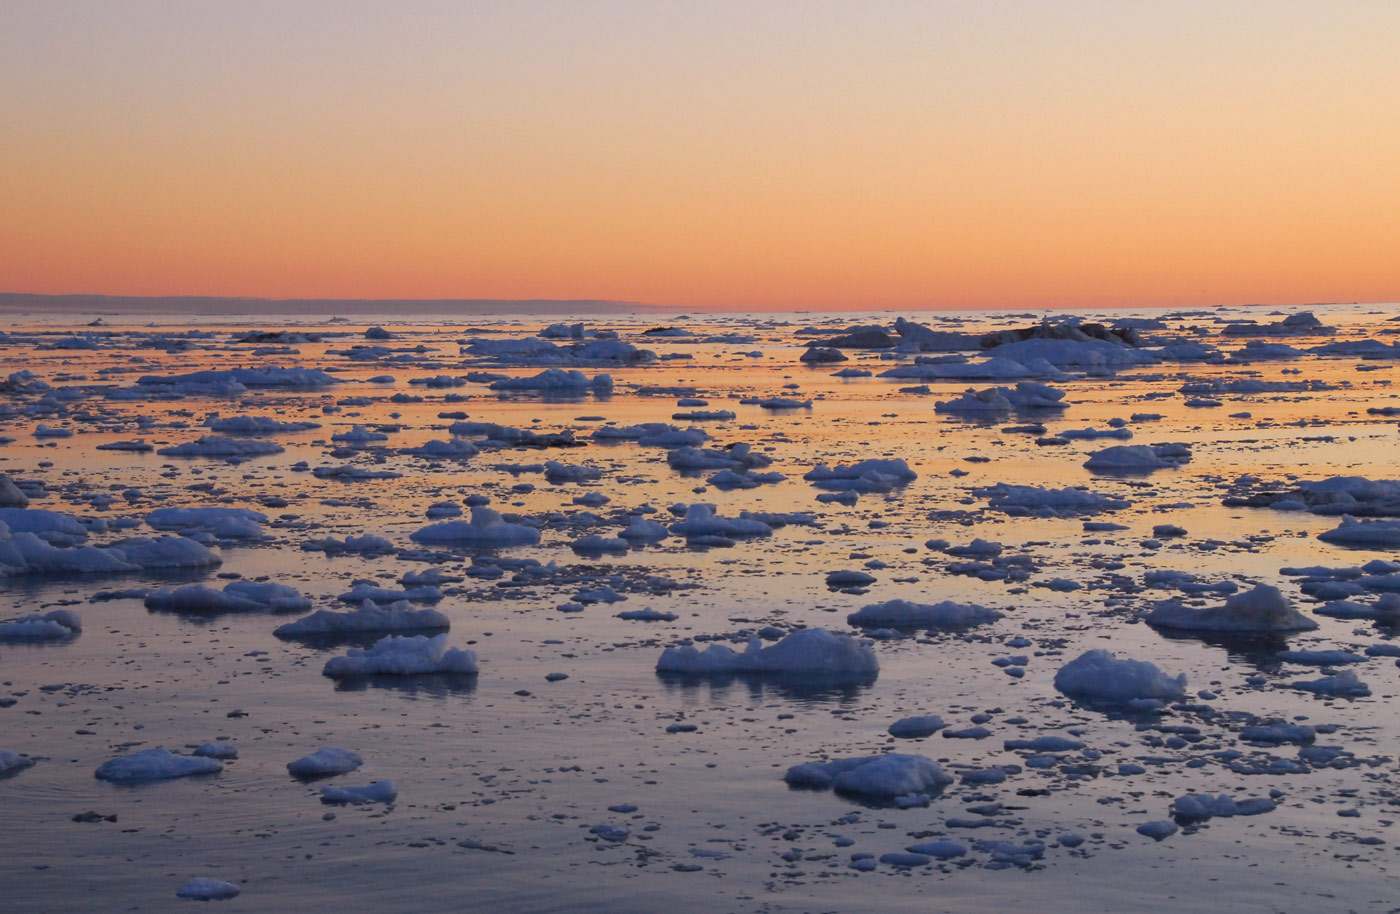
976;483;1129;516
1171;794;1276;821
287;747;362;778
146;581;308;614
1318;516;1400;549
0;608;81;640
656;628;877;678
805;459;916;493
322;633;479;677
667;504;772;541
321;780;397;805
156;436;285;458
410;507;540;547
1084;443;1191;474
145;507;266;540
1053;650;1186;704
176;878;240;900
1286;670;1370;697
1147;584;1317;632
0;748;37;778
784;753;952;799
276;601;449;637
848;599;1001;630
94;748;223;783
888;715;946;738
204;415;320;435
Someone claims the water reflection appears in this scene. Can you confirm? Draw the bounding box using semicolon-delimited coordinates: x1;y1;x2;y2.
654;670;877;704
332;672;479;698
1152;627;1293;672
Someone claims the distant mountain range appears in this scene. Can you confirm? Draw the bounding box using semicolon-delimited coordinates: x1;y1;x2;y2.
0;293;662;316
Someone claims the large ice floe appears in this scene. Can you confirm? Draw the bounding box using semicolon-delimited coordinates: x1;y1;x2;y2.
276;601;450;638
94;748;224;783
656;629;878;678
322;633;479;677
1053;650;1187;705
410;507;540;547
847;599;1002;630
0;521;219;578
666;503;773;545
1083;443;1192;474
144;507;266;540
784;754;952;800
1147;584;1318;632
1317;516;1400;549
145;581;311;614
0;608;81;640
974;484;1129;517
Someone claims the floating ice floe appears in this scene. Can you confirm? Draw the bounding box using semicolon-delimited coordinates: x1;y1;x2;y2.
302;534;395;555
656;628;877;678
804;458;916;493
276;601;449;637
175;878;241;900
667;443;771;472
322;633;479;677
975;483;1129;517
1285;670;1370;697
847;599;1001;630
0;523;220;578
321;780;397;805
399;438;480;459
888;715;947;738
1053;650;1187;704
1147;584;1317;632
0;608;81;640
0;748;37;778
487;368;613;395
667;504;773;544
784;753;952;800
1318;516;1400;549
410;507;540;547
1084;443;1192;474
94;748;223;783
287;747;362;778
145;507;267;540
337;581;442;604
145;581;310;614
204;414;320;435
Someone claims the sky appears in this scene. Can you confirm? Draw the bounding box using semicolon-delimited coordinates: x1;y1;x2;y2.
2;0;1398;310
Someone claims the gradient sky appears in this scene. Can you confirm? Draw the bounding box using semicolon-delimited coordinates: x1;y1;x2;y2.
3;1;1398;309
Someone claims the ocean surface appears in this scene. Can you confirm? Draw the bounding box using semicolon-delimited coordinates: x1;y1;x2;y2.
3;303;1399;912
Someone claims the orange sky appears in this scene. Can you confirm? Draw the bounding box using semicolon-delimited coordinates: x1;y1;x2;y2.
2;1;1398;309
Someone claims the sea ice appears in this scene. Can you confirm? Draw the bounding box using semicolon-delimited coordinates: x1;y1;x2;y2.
287;747;362;778
276;601;449;637
1147;584;1317;632
0;608;81;640
94;748;223;783
784;753;952;799
656;628;878;678
1053;650;1187;704
322;633;479;677
321;780;398;804
847;599;1001;630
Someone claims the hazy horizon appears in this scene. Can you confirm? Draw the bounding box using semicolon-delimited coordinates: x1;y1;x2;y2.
0;291;1386;319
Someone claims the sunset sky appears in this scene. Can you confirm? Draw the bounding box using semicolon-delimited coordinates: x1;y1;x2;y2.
3;1;1397;310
